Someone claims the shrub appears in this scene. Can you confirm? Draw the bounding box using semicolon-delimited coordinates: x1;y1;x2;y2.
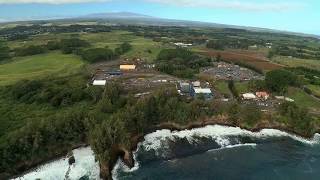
265;69;297;93
60;38;90;54
81;48;114;63
206;40;225;50
0;41;10;61
15;45;46;56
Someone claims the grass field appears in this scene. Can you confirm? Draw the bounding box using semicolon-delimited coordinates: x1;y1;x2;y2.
214;81;232;97
307;85;320;97
7;33;74;49
8;31;165;62
235;81;250;94
80;31;164;62
287;87;320;112
0;52;84;86
272;56;320;70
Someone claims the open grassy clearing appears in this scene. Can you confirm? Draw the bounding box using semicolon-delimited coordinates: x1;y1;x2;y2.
287;87;320;111
79;31;165;61
235;81;250;94
7;33;75;49
214;81;232;97
272;56;320;70
0;52;84;86
307;84;320;97
8;30;166;62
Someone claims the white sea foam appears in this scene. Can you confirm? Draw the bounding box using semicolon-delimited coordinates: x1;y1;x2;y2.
13;147;100;180
207;143;257;153
141;125;320;153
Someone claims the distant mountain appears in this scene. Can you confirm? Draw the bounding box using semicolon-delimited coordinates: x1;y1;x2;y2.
2;11;319;39
76;12;320;38
81;12;155;19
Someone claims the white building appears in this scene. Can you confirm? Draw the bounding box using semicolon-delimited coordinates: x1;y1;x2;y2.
192;88;213;99
120;65;136;70
275;96;295;102
92;80;106;86
242;93;257;100
192;81;201;87
174;42;193;48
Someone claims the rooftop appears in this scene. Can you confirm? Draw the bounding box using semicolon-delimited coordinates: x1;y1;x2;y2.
194;88;212;94
93;80;106;86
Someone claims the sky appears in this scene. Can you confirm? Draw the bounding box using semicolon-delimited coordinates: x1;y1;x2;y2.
0;0;319;35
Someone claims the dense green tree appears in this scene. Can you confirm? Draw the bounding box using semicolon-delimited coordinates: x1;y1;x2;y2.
157;48;194;61
120;42;132;53
228;103;241;124
114;42;132;57
248;80;267;91
279;102;314;134
60;38;90;54
15;45;46;56
90;115;129;162
241;104;262;127
86;86;104;103
265;69;297;93
228;80;239;99
0;40;10;61
46;41;60;50
81;48;114;63
206;40;225;50
156;48;210;78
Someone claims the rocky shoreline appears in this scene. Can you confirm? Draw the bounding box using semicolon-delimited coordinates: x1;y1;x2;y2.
6;144;88;180
9;116;319;180
105;116;319;180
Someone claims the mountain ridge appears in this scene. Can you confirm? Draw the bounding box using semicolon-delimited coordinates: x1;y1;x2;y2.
79;12;319;38
1;11;319;38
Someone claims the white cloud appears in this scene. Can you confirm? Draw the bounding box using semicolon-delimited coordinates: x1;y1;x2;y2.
145;0;304;12
0;0;110;4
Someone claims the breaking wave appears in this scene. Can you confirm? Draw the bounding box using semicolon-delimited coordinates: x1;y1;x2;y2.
112;125;320;180
13;147;100;180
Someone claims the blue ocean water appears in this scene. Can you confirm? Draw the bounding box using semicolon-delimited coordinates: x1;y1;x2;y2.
113;125;320;180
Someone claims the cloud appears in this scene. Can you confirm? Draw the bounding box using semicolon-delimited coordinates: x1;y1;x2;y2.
145;0;304;12
0;0;110;4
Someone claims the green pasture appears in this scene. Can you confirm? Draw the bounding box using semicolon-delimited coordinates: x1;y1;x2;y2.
0;52;84;86
287;87;320;111
272;56;320;70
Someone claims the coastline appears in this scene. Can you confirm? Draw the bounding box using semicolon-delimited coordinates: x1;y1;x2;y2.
107;116;320;179
6;143;88;180
9;117;320;180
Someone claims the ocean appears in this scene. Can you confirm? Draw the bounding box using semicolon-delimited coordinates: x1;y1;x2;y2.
14;125;320;180
113;125;320;180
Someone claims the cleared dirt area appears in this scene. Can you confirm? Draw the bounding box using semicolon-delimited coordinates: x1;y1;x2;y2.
199;49;283;72
89;59;180;94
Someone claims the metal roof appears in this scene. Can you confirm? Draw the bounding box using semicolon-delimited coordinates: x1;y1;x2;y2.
242;93;256;99
93;80;106;86
194;88;212;94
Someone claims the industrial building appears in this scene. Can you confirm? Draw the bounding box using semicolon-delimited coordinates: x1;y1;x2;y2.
191;87;213;100
178;82;192;94
92;80;106;86
120;64;136;71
